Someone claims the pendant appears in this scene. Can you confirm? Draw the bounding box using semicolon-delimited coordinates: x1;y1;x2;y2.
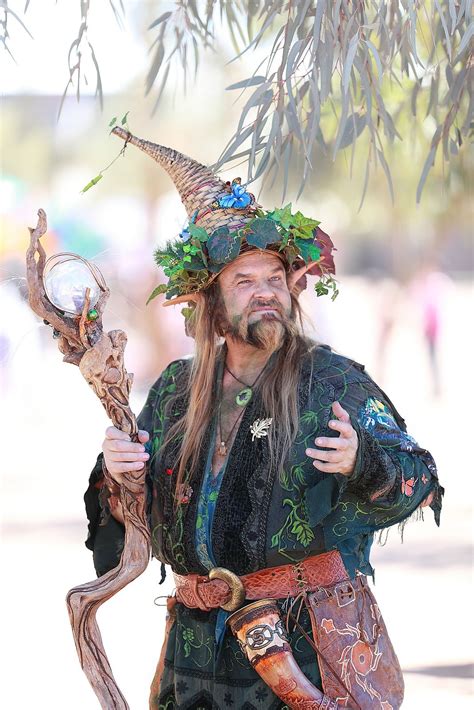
218;441;227;456
236;386;253;407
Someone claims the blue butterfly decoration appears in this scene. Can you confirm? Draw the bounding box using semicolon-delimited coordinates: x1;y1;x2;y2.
216;178;254;209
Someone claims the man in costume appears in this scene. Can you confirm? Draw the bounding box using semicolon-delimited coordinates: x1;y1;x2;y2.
85;130;443;709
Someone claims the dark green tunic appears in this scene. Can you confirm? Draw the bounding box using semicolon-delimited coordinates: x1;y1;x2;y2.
85;345;443;709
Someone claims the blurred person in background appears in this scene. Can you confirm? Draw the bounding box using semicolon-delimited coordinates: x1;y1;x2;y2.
84;132;443;709
410;257;451;398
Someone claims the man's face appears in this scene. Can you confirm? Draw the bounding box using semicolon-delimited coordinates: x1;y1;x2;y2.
217;251;293;350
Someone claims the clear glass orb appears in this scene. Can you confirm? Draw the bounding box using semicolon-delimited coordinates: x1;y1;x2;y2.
43;255;103;316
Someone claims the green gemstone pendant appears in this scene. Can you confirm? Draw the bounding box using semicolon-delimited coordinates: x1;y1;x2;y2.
235;387;253;407
87;309;99;321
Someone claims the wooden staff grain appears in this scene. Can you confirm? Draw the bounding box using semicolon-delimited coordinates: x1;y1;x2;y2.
26;209;151;709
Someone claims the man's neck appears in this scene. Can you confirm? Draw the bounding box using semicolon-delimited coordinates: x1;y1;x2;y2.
223;336;273;380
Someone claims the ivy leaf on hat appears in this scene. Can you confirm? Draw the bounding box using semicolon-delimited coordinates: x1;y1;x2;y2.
207;226;241;264
290;211;321;240
266;203;293;229
294;238;321;264
245;218;280;248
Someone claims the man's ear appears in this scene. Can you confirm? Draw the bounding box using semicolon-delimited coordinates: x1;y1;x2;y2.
162;292;201;307
287;261;319;297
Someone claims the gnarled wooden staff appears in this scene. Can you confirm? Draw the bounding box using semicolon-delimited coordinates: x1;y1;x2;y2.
26;208;151;709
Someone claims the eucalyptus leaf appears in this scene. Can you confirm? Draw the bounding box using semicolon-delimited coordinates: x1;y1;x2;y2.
226;75;266;90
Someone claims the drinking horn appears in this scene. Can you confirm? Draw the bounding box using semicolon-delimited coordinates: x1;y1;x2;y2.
227;599;339;709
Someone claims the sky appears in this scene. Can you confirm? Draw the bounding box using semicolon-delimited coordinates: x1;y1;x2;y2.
1;1;151;95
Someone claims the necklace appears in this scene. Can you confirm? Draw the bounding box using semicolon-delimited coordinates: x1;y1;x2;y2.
217;359;269;456
224;363;260;406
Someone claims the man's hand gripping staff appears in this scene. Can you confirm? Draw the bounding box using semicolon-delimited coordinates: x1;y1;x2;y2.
26;209;151;710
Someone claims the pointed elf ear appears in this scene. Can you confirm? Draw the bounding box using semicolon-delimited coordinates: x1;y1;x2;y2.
287;261;320;297
162;292;201;307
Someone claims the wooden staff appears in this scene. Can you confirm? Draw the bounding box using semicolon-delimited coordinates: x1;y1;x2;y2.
26;209;151;709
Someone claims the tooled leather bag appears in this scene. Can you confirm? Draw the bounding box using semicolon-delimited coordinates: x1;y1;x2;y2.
307;576;404;710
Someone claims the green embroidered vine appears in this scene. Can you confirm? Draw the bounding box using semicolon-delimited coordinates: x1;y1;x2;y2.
270;463;314;557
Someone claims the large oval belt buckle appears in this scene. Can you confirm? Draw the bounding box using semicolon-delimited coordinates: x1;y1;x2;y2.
209;567;246;612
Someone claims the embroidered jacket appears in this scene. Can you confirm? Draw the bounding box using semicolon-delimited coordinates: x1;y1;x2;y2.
84;345;443;709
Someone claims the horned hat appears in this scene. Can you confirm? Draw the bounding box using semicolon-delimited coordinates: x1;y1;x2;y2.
112;127;337;306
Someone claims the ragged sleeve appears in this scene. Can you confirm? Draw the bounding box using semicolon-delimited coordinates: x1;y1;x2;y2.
84;374;165;577
325;369;443;539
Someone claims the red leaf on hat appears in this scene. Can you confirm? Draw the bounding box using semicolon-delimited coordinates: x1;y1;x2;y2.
307;227;336;276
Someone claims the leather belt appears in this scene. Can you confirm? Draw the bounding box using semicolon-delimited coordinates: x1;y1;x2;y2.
173;550;348;612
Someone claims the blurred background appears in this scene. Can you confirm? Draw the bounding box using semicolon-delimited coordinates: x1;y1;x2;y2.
1;2;473;708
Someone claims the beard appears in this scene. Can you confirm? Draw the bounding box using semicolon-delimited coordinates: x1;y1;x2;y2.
223;299;296;353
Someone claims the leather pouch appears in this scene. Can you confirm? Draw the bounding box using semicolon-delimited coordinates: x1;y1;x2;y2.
307;576;404;710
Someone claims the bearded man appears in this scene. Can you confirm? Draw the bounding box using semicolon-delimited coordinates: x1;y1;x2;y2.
84;130;443;710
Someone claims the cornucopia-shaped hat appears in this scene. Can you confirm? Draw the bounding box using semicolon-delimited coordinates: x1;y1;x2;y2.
112;127;337;306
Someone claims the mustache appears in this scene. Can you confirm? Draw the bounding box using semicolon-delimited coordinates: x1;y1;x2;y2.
246;298;284;315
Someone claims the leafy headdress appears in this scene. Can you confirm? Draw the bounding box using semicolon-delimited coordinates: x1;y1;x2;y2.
112;127;337;306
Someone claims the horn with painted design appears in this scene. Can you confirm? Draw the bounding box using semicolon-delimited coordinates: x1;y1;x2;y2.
227;599;339;709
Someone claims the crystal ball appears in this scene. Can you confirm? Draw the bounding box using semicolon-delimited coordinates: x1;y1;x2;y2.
44;258;101;316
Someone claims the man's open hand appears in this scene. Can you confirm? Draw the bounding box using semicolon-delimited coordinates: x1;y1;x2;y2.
306;401;358;476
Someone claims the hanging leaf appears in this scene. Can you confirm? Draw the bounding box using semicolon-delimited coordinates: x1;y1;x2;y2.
80;174;103;193
146;283;168;305
108;116;117;127
121;111;130;125
207;227;241;264
226;75;266;90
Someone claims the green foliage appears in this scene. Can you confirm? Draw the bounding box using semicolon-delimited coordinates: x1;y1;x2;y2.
81;113;131;193
7;2;471;203
245;218;280;248
146;283;168;305
314;275;339;302
80;174;103;193
143;1;473;204
207;226;240;263
294;238;320;264
150;203;337;302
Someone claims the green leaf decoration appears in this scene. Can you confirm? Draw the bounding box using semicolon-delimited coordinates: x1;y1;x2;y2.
245;218;280;248
108;116;117;127
184;255;207;271
181;306;194;319
188;224;208;242
146;283;168;305
80;174;103;193
291;211;321;239
267;203;293;229
121;111;130;125
207;226;241;264
294;238;321;263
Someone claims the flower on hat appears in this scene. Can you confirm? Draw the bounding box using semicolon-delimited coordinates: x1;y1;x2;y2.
110;127;338;305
